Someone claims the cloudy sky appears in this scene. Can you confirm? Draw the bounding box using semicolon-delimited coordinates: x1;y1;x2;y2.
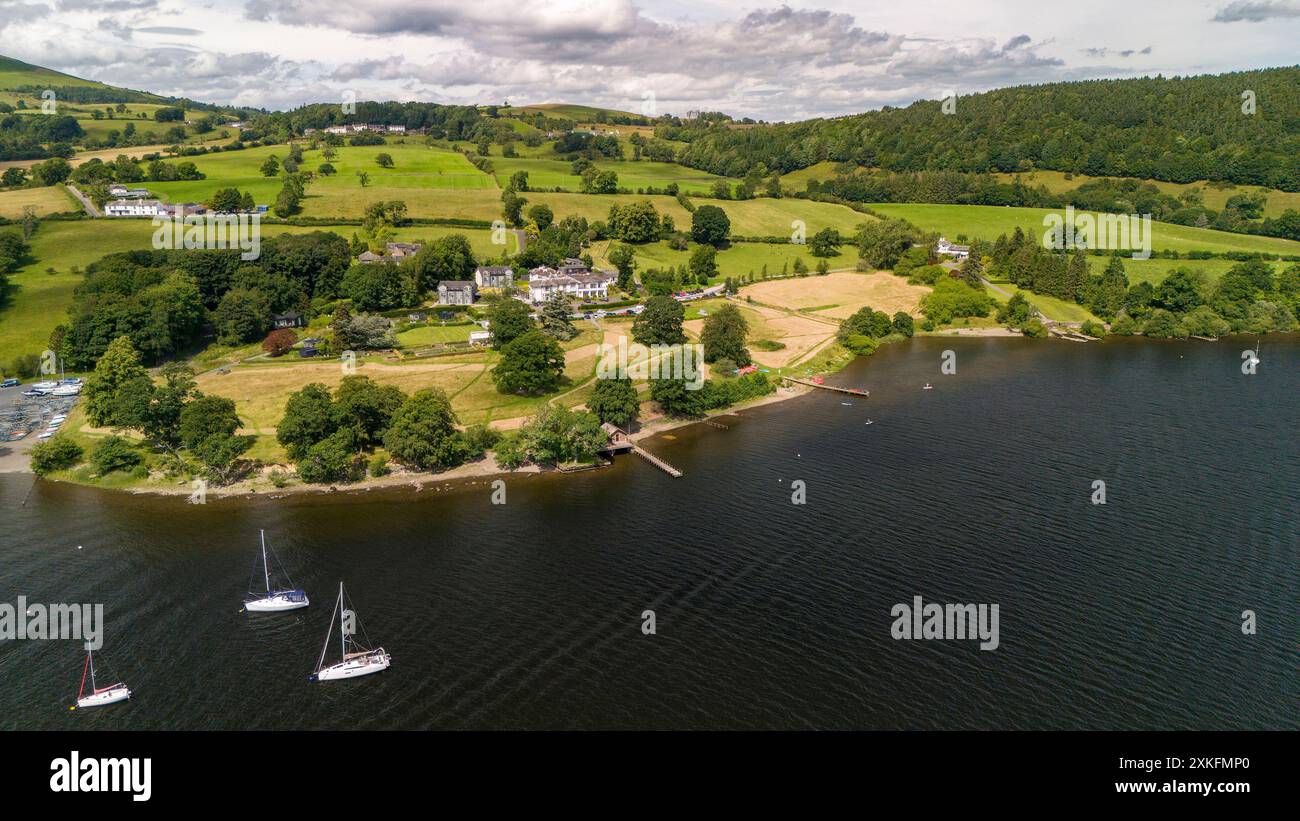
1;0;1298;119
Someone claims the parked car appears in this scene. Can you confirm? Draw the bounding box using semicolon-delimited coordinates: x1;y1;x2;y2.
0;378;19;388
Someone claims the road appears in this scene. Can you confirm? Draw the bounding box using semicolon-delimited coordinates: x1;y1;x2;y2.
65;184;101;217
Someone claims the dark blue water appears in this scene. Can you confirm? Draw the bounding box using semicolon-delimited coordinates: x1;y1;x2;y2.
1;336;1295;729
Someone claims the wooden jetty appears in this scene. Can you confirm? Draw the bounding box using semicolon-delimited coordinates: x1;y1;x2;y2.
598;423;682;477
631;446;683;477
781;376;869;397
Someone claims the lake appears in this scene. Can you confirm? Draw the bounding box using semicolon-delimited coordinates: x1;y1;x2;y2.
1;336;1295;730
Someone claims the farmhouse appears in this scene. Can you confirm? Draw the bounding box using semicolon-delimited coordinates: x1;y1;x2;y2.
104;199;168;217
108;185;152;200
474;265;514;289
272;311;306;329
356;242;424;264
936;237;970;259
324;125;349;135
437;281;477;306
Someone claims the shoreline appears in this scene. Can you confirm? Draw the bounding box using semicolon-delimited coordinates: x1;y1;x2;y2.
16;328;1296;496
26;383;812;499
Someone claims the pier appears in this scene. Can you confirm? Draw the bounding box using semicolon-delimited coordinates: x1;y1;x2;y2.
631;446;683;477
781;377;870;397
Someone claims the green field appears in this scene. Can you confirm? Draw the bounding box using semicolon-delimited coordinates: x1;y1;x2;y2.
590;238;859;281
0;185;78;217
985;282;1100;324
492;155;726;194
148;142;496;211
994;169;1300;220
395;323;475;347
868;203;1300;256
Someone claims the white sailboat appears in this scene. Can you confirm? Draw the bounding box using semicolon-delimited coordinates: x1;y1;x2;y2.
73;644;131;709
243;530;309;612
309;582;391;682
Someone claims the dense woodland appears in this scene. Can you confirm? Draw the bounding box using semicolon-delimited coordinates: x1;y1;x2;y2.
675;68;1300;190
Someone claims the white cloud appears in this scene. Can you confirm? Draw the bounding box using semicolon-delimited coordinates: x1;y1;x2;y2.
0;1;1295;117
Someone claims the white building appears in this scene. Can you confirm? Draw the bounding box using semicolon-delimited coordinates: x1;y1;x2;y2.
527;270;616;304
324;125;349;135
104;199;168;217
387;124;406;133
936;237;970;259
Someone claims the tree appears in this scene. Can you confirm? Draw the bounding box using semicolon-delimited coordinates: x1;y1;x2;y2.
540;292;578;340
608;200;661;242
30;437;84;476
382;388;468;470
492;330;565;395
501;188;526;226
485;297;534;349
83;336;148;427
210;187;243;213
891;312;914;338
318;162;337;176
357;171;370;187
335;375;405;447
191;430;253;484
527;203;554;230
141;362;196;450
260;156;280;177
212;288;271;344
178;395;241;451
691;204;730;246
958;255;984;289
408;234;476;293
262;328;298;357
809;228;843;257
296;428;363;483
277;383;341;460
855;218;919;269
519;405;608;464
91;436;142;475
650;374;705;417
632;295;686;346
587;377;639;428
688;245;718;284
375;153;394;168
700;304;750;365
609;243;637;291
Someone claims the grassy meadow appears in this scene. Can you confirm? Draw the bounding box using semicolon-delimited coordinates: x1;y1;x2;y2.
0;185;78;217
868;203;1300;256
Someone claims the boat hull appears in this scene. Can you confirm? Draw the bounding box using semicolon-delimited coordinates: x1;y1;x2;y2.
311;650;391;682
77;686;131;708
244;591;309;612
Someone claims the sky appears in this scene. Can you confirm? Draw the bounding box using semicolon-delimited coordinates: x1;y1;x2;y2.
0;0;1298;119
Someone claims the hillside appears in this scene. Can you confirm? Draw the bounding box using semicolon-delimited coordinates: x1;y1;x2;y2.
0;55;107;91
675;67;1300;191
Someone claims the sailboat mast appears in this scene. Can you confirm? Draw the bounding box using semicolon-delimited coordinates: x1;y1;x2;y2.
316;589;339;673
261;530;270;593
339;582;346;659
87;645;97;692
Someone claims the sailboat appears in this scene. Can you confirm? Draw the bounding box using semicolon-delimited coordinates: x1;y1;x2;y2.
73;644;131;709
309;582;391;682
243;530;309;612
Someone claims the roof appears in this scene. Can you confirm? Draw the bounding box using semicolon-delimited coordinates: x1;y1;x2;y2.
438;280;475;291
476;265;513;275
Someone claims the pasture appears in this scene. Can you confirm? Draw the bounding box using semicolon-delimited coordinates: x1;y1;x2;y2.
741;271;931;319
868;203;1300;256
0;185;78;217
